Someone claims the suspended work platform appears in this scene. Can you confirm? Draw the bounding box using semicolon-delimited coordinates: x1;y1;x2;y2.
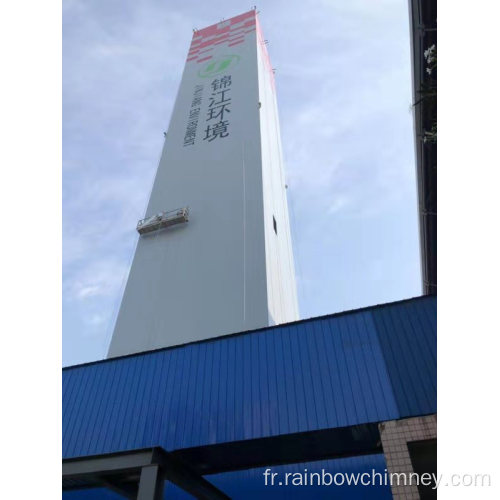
137;207;189;235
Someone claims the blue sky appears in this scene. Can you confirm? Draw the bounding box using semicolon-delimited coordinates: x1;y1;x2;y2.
63;0;421;366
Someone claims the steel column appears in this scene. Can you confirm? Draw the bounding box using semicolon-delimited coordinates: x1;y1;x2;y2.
137;465;164;500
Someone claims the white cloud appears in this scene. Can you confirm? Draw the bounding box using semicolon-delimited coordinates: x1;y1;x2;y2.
66;257;130;302
328;196;350;215
86;313;107;326
75;284;102;299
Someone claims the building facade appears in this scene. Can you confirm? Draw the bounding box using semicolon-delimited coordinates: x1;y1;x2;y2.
63;295;437;499
108;10;298;358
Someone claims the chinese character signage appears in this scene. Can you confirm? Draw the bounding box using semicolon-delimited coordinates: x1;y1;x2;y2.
183;84;204;147
203;75;232;142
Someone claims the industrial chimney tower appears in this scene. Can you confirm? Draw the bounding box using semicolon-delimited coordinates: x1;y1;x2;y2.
108;10;299;357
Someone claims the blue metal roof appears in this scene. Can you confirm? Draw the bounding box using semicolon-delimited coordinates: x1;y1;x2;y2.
63;295;436;460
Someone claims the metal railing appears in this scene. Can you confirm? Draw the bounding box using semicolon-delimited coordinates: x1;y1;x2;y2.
137;207;189;235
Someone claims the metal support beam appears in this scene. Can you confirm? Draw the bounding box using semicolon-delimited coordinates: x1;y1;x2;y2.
63;447;230;500
173;423;381;476
137;465;164;500
63;449;157;478
152;448;230;500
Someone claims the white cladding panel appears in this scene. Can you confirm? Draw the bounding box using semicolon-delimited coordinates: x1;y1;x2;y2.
256;17;299;325
108;11;298;357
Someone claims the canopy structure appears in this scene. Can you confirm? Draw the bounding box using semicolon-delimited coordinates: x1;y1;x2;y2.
63;295;436;499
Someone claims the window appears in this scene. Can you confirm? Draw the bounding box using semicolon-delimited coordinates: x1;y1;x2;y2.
273;216;277;235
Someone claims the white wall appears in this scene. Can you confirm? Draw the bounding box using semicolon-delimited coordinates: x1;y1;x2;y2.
256;16;300;325
108;11;298;357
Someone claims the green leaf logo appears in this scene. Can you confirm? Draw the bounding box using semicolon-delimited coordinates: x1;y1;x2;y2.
198;55;240;78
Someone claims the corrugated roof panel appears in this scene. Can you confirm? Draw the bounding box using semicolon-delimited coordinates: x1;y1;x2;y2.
372;296;437;418
63;296;436;459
